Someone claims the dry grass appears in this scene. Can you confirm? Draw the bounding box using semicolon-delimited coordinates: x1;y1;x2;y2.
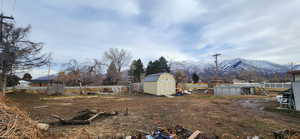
6;92;300;138
41;95;100;100
0;96;41;138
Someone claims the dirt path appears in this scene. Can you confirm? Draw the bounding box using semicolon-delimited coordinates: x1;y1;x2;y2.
6;92;300;138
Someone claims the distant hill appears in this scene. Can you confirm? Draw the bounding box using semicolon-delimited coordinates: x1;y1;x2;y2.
171;58;289;74
170;61;211;73
220;58;289;73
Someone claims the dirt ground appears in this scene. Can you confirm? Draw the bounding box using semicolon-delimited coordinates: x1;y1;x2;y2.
6;92;300;138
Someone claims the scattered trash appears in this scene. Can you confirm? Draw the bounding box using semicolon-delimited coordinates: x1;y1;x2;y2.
134;125;218;139
37;123;49;131
276;89;296;110
273;129;300;139
188;130;203;139
174;90;192;96
183;90;192;95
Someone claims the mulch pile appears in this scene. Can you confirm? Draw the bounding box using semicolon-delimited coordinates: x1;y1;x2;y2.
0;97;41;138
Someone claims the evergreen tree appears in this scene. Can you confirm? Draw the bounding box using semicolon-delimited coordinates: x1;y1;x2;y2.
192;73;199;83
104;62;119;85
129;59;144;82
22;73;32;81
146;56;170;75
158;56;170;73
146;61;154;75
7;75;21;87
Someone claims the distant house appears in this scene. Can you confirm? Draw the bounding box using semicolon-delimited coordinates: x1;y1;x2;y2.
30;75;57;87
290;65;300;82
232;79;248;84
17;80;31;88
143;73;176;96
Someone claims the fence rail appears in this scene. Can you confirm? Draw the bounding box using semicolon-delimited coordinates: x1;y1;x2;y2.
233;83;291;89
8;85;127;90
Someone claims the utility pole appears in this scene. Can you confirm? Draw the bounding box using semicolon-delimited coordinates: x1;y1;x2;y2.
0;13;14;96
46;62;51;91
212;53;221;80
290;62;295;82
290;62;294;72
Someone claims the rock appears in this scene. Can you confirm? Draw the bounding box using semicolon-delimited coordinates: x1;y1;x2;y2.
37;123;49;131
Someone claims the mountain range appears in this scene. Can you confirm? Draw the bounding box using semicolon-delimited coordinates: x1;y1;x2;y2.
171;58;290;74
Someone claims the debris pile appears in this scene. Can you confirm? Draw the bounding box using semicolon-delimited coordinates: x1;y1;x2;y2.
273;129;300;139
0;97;41;138
131;125;218;139
51;109;118;125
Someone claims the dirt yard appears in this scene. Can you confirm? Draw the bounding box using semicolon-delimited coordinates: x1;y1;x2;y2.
6;92;300;138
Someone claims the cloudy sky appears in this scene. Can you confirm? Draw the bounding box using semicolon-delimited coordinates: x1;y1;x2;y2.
2;0;300;77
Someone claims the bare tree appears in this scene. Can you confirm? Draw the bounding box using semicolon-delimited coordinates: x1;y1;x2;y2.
103;48;132;72
104;62;120;85
59;59;104;87
0;24;50;96
174;70;188;84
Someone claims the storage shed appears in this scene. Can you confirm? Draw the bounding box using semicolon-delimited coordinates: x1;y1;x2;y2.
290;65;300;111
143;73;176;96
214;84;256;96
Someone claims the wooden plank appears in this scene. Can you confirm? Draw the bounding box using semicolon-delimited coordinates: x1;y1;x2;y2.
188;130;202;139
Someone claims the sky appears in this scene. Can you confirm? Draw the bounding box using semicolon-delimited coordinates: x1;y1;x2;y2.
1;0;300;77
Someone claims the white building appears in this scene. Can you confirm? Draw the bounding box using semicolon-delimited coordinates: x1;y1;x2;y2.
17;80;30;88
290;65;300;111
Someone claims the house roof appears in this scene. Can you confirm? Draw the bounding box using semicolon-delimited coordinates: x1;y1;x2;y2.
289;65;300;74
290;70;300;74
30;75;57;83
30;80;51;83
294;65;300;70
144;73;164;82
33;75;57;81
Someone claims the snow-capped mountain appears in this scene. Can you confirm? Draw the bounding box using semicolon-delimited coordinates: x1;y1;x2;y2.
220;58;289;73
171;58;289;73
170;61;212;73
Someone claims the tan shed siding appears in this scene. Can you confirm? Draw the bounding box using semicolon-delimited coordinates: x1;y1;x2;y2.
157;74;176;95
295;74;300;82
143;82;157;95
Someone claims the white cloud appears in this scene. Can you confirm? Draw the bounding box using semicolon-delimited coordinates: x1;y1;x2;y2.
144;0;207;27
196;0;300;64
43;0;141;16
6;0;300;77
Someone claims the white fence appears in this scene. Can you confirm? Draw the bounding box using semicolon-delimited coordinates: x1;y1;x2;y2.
233;83;291;89
214;86;242;96
8;85;127;92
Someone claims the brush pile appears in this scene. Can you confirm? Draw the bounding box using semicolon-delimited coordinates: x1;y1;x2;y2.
0;97;41;138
